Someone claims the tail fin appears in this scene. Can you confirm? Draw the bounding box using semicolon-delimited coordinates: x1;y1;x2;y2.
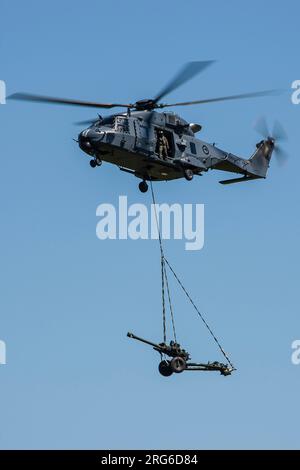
249;139;275;178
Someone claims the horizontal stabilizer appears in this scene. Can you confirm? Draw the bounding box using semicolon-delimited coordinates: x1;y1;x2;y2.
219;175;262;185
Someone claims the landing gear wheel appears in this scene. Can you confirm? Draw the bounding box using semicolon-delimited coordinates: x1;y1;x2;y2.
158;360;173;377
184;169;194;181
95;157;102;167
90;159;97;168
139;181;148;193
170;356;186;373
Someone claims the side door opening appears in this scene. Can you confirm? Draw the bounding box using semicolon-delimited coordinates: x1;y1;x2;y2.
155;128;175;159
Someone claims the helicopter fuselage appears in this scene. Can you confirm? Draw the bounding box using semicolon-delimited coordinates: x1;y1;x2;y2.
78;110;272;188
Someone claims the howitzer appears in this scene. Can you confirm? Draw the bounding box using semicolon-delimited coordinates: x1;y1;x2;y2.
127;332;234;377
127;332;190;361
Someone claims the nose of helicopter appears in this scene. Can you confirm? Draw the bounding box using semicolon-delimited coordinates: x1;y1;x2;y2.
78;129;95;155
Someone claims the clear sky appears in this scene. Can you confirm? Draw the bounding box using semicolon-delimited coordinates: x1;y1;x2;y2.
0;0;299;450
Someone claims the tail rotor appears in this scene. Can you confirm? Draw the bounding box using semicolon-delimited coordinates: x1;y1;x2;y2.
254;117;288;164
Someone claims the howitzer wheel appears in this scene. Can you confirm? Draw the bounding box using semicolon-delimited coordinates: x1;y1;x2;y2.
158;360;173;377
171;356;186;373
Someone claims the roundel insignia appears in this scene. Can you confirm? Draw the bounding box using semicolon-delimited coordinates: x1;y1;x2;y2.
202;145;209;155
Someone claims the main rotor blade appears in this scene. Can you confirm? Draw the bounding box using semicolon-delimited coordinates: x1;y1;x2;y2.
8;92;131;109
143;110;155;144
153;61;215;104
161;89;282;108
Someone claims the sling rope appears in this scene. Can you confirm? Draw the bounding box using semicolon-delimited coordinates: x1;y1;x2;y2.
150;180;177;344
149;179;235;369
161;254;167;343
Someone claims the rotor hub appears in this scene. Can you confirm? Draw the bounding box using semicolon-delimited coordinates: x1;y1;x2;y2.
134;99;157;111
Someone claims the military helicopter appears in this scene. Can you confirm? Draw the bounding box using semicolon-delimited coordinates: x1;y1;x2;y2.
9;61;286;193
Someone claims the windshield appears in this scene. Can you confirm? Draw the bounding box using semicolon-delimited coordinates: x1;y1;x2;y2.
93;114;129;130
101;115;115;127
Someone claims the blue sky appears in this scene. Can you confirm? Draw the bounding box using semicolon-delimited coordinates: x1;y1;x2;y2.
0;0;299;449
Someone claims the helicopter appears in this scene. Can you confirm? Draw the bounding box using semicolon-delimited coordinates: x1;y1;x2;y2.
9;61;286;193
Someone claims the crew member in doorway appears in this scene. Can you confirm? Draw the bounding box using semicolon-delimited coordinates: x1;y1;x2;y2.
157;130;169;160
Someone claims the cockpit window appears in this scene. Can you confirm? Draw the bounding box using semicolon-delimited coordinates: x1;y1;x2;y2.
101;115;115;127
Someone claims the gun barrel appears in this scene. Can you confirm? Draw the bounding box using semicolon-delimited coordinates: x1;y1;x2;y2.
127;332;161;349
